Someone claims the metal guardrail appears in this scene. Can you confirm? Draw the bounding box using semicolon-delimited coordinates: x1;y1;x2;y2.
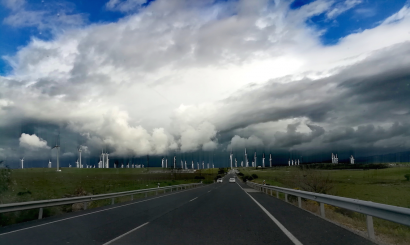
0;183;203;220
247;181;410;240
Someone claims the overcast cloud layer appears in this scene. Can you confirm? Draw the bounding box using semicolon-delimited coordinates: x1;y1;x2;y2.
1;0;410;167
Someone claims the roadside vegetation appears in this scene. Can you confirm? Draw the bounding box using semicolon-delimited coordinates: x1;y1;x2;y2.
237;164;410;245
0;167;217;227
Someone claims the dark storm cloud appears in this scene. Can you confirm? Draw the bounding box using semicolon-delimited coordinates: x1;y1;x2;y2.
217;42;410;154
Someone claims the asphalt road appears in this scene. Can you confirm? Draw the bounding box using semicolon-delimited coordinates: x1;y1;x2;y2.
0;174;375;245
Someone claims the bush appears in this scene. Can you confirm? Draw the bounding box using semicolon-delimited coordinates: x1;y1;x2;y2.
405;174;410;181
251;174;258;179
0;167;12;196
241;175;253;182
218;168;226;174
237;172;244;177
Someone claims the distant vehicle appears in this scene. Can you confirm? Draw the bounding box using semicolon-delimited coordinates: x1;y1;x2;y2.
229;178;235;183
217;178;223;183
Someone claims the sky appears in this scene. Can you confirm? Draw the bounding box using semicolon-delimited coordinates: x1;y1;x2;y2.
1;0;410;168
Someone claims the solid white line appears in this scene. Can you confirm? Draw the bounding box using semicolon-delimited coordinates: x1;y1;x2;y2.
0;185;207;237
236;182;303;245
189;197;198;202
103;222;149;245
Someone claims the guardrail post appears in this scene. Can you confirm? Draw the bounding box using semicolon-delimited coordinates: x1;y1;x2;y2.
38;208;43;220
285;194;288;202
320;203;325;218
366;215;375;240
298;197;302;208
111;198;115;205
84;202;87;210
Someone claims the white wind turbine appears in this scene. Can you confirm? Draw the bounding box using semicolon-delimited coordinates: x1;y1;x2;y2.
52;140;61;172
78;146;82;169
48;159;52;168
20;157;24;169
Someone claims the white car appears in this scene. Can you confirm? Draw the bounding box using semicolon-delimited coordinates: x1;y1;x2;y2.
229;178;235;183
217;178;223;183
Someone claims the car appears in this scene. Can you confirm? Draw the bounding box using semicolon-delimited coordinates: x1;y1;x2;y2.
229;178;235;183
217;178;223;183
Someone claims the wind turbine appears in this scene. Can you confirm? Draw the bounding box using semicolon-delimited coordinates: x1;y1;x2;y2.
48;160;52;168
230;150;233;169
106;152;109;168
244;148;248;167
78;146;82;169
20;158;24;169
254;151;257;168
52;138;61;172
262;153;265;168
269;154;272;167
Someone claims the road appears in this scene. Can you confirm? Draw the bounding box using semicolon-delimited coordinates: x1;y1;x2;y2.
0;174;374;245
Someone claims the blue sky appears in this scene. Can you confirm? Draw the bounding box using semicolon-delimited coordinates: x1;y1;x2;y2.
0;0;408;74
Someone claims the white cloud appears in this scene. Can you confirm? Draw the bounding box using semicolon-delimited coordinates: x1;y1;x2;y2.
228;135;264;150
19;133;50;150
327;0;362;19
1;0;410;159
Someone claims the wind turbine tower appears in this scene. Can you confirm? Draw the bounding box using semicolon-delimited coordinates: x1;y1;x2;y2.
20;158;24;169
78;146;82;169
230;150;233;169
244;148;248;167
269;154;272;167
262;153;265;168
254;152;257;168
52;140;60;172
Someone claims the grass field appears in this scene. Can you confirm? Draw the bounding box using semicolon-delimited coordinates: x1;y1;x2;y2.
0;167;218;226
238;166;410;245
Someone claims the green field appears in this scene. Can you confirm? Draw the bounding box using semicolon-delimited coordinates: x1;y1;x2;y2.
238;166;410;245
238;166;410;208
0;167;218;226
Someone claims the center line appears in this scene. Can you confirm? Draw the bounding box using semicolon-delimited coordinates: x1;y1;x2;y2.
189;197;198;202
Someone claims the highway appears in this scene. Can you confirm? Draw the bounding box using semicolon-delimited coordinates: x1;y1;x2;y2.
0;174;374;245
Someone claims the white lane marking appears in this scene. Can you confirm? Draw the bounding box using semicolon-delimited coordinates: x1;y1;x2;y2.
208;190;211;193
236;182;303;245
189;197;198;202
103;222;149;245
0;185;208;237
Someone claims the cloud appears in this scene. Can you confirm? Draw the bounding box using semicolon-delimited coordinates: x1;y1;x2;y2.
106;0;148;12
228;135;264;150
1;0;86;30
1;0;410;164
19;133;50;150
327;0;362;19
